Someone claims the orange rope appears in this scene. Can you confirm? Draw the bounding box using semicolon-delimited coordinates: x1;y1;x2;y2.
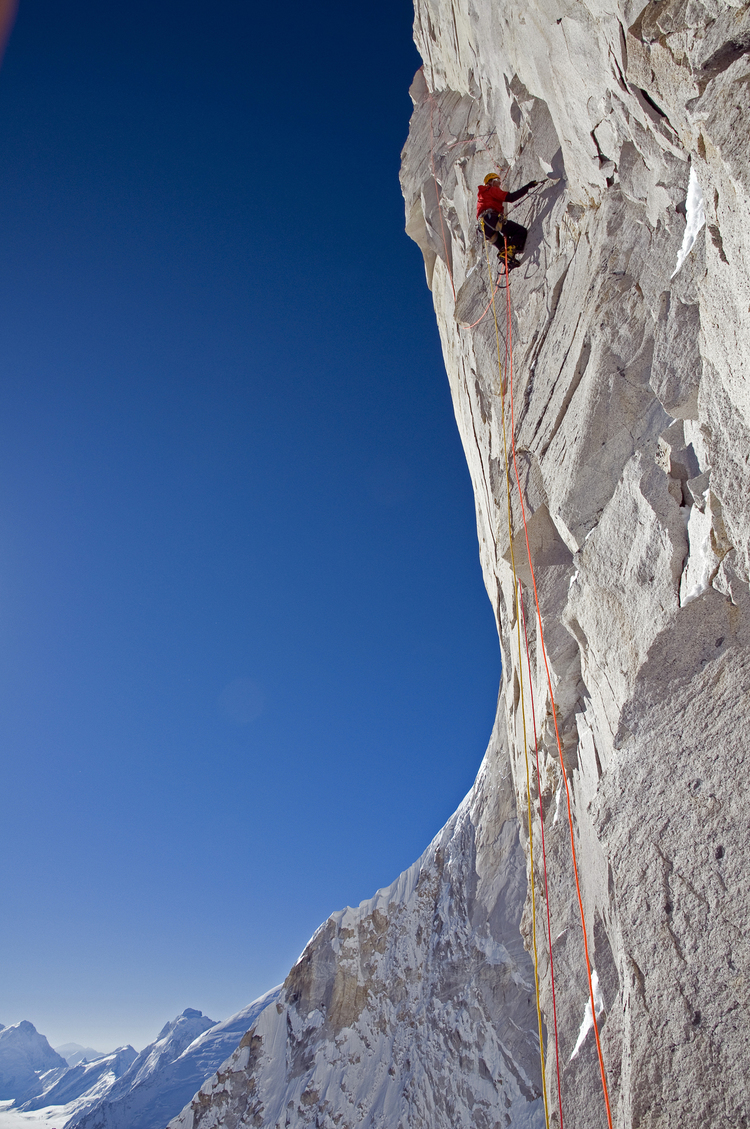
502;239;614;1129
459;275;503;330
483;227;550;1129
519;584;564;1129
424;102;607;1115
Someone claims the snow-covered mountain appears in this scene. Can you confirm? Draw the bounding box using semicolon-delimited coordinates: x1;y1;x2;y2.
0;995;280;1129
0;1022;68;1104
20;1047;137;1117
65;993;280;1129
169;758;543;1129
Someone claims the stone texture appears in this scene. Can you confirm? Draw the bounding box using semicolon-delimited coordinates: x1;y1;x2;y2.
169;0;750;1125
398;0;750;1124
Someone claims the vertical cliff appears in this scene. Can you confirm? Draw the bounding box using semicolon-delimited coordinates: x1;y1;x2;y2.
399;0;750;1124
169;1;750;1126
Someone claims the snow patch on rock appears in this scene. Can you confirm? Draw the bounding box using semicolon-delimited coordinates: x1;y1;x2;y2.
570;972;605;1060
671;167;705;278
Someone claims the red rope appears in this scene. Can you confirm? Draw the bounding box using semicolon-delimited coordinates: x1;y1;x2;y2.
519;582;564;1129
503;241;614;1129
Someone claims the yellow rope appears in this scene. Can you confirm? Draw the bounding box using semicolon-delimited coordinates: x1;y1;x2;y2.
481;222;550;1129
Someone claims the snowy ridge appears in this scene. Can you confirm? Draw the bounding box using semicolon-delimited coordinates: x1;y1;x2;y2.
0;1022;68;1104
0;995;282;1129
55;1048;106;1070
20;1047;137;1116
325;785;477;936
169;741;544;1129
327;852;425;934
65;995;280;1129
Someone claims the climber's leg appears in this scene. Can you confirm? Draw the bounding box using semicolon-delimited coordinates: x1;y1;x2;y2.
499;219;528;257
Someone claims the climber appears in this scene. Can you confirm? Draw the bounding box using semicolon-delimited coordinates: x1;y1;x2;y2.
477;172;538;270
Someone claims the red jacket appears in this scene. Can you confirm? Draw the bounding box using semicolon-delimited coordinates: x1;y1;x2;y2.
476;182;508;217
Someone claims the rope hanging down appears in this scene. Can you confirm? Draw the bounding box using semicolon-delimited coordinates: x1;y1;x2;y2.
519;585;564;1129
459;275;504;331
481;222;550;1129
426;89;610;1114
496;233;563;1129
425;67;612;1127
496;231;615;1129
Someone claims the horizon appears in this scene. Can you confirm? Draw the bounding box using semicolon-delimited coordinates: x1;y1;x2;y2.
0;0;500;1051
0;1005;276;1055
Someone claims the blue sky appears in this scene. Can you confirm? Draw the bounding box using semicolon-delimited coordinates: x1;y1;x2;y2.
0;0;499;1051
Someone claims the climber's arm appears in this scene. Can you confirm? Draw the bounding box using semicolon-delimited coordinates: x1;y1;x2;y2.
504;180;539;203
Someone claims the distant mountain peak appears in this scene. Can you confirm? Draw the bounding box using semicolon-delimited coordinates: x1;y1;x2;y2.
0;1018;68;1103
65;990;280;1129
55;1043;108;1068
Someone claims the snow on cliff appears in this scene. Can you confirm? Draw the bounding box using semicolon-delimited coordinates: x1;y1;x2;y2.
170;0;750;1125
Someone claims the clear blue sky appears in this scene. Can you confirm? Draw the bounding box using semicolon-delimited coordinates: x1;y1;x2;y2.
0;0;499;1051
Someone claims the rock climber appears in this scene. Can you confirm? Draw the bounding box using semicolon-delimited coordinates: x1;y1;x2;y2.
477;172;538;270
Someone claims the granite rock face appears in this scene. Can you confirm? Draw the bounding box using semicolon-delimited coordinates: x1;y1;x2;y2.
170;0;750;1125
399;0;750;1124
